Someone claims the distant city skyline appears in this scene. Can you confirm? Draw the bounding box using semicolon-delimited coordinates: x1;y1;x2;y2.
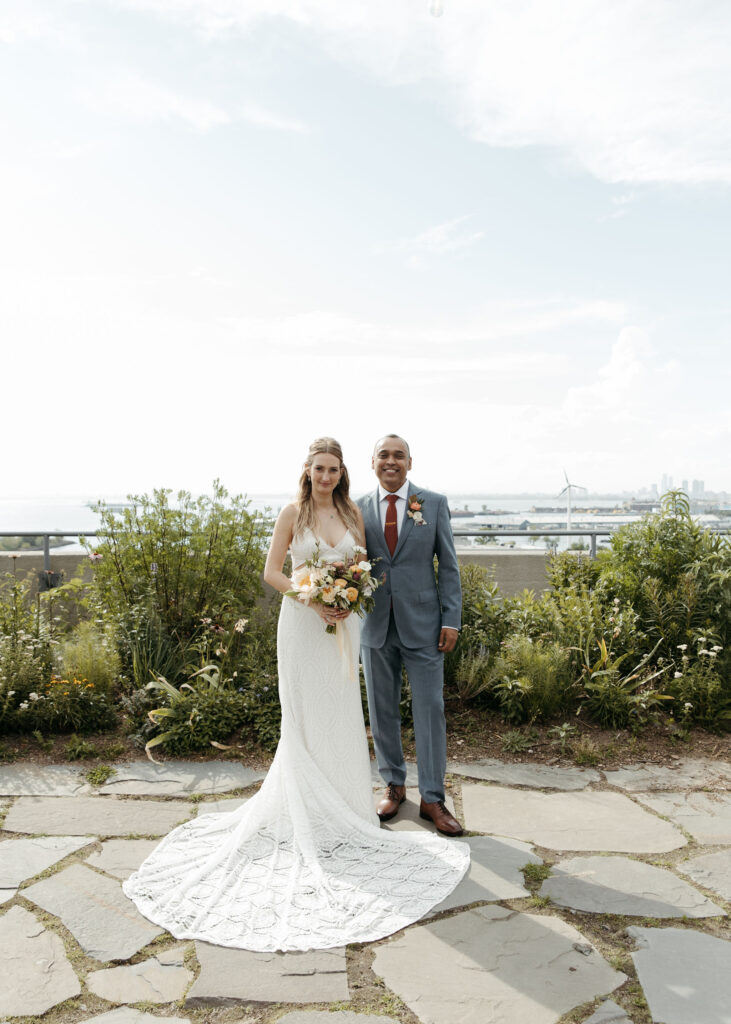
1;1;729;498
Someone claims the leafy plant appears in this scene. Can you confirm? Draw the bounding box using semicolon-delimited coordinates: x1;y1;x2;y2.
571;735;600;766
144;665;248;759
665;640;730;731
499;728;539;754
579;638;670;729
65;734;96;760
489;637;574;723
548;721;577;753
88;482;269;644
61;621;122;697
84;764;117;786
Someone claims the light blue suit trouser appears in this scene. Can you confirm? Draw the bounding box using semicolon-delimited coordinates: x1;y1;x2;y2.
361;611;446;805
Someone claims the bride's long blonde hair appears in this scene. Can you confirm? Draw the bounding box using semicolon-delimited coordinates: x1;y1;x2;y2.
294;437;360;539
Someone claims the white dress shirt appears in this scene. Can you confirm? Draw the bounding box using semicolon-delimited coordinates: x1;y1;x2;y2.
377;480;411;538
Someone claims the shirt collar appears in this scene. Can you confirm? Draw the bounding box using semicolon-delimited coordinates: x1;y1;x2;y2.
378;480;410;503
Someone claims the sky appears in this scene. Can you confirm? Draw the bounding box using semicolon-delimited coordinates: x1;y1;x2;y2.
1;0;730;500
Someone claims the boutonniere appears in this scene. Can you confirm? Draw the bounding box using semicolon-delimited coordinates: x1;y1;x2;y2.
407;494;427;525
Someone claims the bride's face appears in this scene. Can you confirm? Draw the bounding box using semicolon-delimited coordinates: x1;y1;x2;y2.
308;453;342;496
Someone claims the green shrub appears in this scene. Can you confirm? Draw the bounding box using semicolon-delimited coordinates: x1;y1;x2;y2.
488;636;574;723
579;638;670;729
88;482;269;645
599;491;731;666
144;666;249;757
61;621;122;697
666;641;730;731
12;676;117;735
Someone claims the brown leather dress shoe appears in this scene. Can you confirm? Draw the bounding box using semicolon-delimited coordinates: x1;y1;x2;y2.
377;783;406;822
419;799;464;836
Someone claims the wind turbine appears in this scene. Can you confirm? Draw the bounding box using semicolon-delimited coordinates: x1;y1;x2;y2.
558;470;587;533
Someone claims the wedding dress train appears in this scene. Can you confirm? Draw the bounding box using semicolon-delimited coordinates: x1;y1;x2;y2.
123;528;470;951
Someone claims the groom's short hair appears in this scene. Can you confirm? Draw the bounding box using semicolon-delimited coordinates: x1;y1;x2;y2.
373;434;410;457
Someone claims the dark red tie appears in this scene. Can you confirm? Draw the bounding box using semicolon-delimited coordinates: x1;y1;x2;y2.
384;494;399;555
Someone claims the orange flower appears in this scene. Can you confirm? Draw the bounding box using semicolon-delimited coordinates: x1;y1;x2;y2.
345;587;358;603
409;500;422;511
333;578;347;588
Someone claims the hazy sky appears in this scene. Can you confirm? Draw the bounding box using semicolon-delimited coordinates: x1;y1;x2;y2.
2;0;729;499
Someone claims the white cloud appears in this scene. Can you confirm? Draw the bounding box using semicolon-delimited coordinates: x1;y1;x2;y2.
377;215;484;266
81;70;230;131
240;102;309;135
108;0;731;185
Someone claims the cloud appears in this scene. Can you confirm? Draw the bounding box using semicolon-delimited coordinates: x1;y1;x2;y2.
240;102;309;135
81;70;230;131
108;0;731;185
377;215;484;266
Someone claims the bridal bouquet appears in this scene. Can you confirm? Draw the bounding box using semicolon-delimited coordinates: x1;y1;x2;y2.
287;546;381;634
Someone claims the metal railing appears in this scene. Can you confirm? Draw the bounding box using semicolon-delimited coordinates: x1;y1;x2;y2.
2;526;729;581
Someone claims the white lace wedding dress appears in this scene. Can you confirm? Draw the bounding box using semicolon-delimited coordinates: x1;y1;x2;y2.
123;528;470;951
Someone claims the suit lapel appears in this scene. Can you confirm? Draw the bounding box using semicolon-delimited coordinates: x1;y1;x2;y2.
393;481;416;558
365;490;389;559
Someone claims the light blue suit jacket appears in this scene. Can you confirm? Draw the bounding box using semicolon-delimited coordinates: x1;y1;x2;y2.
357;484;462;649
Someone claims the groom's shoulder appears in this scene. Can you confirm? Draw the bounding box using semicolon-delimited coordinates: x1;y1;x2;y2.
355;490;375;510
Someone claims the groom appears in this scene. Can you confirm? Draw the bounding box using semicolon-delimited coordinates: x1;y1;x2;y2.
358;435;463;836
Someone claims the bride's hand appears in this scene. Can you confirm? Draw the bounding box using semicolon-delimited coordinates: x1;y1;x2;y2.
317;605;350;626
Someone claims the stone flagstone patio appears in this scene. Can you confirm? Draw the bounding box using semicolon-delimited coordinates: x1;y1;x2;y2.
0;755;729;1024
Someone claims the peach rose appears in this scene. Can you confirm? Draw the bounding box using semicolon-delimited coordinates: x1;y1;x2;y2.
345;587;358;603
409;500;422;510
333;578;347;588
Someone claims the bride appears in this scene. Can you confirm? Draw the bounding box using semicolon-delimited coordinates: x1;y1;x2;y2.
123;437;469;951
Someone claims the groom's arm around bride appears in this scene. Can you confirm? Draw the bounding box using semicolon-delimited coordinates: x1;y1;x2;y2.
358;434;463;837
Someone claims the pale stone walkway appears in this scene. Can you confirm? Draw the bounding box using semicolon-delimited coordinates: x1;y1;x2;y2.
0;756;730;1024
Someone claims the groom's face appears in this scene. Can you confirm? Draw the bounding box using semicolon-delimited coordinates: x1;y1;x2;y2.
372;437;411;493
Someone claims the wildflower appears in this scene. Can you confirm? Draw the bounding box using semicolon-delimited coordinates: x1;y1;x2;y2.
683;702;693;711
712;645;722;652
697;636;707;643
29;692;40;701
88;551;103;562
234;618;248;633
677;644;688;651
7;690;15;698
674;671;682;678
19;701;29;710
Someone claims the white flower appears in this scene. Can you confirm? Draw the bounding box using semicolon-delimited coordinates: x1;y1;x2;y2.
412;511;424;523
29;692;40;701
674;671;683;678
697;636;707;643
234;618;248;633
7;690;15;698
698;649;712;656
19;701;29;710
357;560;372;571
708;651;717;658
712;645;722;652
677;644;688;651
684;702;693;711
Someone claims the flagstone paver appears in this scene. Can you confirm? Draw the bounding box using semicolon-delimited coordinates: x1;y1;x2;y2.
462;785;687;852
196;796;249;816
425;835;541;915
540;855;725;918
0;835;93;902
627;926;731;1024
23;862;163;960
604;759;731;792
81;1009;191;1024
3;795;193;836
635;791;731;845
676;848;731;901
0;763;91;796
86;946;193;1003
279;1014;398;1024
380;788;457;833
372;905;625;1024
448;759;601;790
0;905;81;1017
584;1001;633;1023
100;760;264;795
186;942;349;1005
84;839;161;880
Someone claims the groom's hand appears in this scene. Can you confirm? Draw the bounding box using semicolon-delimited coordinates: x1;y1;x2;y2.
438;627;458;653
